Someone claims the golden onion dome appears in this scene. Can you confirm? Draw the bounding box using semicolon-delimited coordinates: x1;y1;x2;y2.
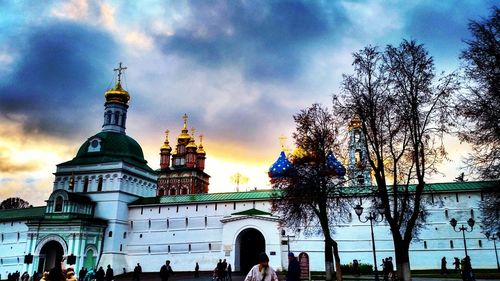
348;115;362;131
104;82;130;104
160;130;172;152
177;113;191;141
186;128;197;149
196;135;206;155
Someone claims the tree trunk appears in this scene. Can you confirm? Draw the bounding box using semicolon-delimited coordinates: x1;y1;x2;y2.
394;240;411;281
324;238;335;281
332;239;343;281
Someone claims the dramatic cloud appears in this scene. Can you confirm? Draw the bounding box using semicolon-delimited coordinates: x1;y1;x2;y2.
156;0;348;82
0;21;119;137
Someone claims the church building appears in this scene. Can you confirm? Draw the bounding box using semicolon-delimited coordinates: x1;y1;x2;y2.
0;66;498;277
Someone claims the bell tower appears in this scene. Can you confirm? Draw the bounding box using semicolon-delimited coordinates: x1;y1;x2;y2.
157;114;210;196
347;116;372;187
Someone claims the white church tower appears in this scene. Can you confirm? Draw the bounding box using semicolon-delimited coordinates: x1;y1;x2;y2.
52;63;157;270
347;115;372;186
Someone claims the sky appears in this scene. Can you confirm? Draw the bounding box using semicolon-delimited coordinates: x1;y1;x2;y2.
0;0;496;206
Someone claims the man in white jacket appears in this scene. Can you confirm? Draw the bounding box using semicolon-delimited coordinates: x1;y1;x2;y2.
244;253;279;281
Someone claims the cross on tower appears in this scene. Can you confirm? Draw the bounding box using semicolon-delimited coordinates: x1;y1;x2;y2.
279;134;287;149
114;62;127;83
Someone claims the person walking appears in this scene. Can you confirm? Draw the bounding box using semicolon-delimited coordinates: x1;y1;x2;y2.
226;264;232;281
95;267;105;281
286;252;300;281
105;265;113;281
160;260;174;281
244;252;278;281
194;262;199;278
132;264;142;281
78;268;86;281
453;257;461;272
441;257;449;275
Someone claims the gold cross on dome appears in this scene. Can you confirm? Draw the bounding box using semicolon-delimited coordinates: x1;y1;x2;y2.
113;62;127;83
279;134;287;149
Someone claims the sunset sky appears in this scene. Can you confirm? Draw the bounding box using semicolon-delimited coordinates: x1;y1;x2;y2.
0;0;496;206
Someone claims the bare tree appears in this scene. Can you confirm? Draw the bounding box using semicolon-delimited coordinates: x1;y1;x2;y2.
335;41;459;281
0;197;32;209
458;7;499;179
271;104;349;281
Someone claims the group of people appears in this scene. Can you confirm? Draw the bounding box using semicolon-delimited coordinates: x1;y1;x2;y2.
7;264;115;281
5;271;33;281
380;257;394;281
212;259;232;281
442;256;475;281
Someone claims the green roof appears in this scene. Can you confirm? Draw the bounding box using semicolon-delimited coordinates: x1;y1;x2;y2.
130;190;274;206
231;208;272;216
0;206;45;222
58;131;154;172
129;181;497;206
424;181;497;192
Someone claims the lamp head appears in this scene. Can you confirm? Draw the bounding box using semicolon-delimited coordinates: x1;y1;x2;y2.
467;218;475;228
450;218;458;229
377;203;386;215
354;204;364;217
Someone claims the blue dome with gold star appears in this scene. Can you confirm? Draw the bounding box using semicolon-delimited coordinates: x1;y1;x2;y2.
268;151;294;179
326;151;346;177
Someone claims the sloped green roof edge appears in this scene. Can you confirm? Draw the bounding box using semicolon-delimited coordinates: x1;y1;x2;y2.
0;206;45;222
231;208;272;216
130;181;498;206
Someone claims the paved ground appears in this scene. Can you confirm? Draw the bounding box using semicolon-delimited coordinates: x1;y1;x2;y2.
115;272;500;281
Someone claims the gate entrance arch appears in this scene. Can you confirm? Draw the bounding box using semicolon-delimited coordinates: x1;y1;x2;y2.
235;228;265;273
38;240;64;273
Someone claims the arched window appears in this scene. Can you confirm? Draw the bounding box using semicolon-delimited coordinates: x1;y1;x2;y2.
105;111;112;125
424;241;428;249
355;149;362;163
97;177;103;192
55;196;63;212
356;175;365;185
114;111;120;125
354;131;361;143
83;178;89;193
450;240;454;248
108;231;113;237
169;188;176;195
123;232;127;239
181;188;188;195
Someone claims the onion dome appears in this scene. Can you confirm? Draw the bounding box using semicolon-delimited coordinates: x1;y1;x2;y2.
186;128;198;149
268;151;294;179
197;135;206;155
178;113;191;141
348;115;362;131
104;82;130;105
59;131;153;172
326;151;346;176
160;130;172;152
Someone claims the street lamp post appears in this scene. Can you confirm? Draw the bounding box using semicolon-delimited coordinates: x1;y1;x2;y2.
485;231;500;271
449;217;475;257
354;203;386;281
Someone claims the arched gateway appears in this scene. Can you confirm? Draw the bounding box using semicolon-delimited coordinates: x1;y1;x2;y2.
235;228;265;273
37;240;64;273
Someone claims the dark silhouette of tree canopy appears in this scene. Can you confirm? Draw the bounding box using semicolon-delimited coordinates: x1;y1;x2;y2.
0;197;32;209
271;103;349;281
458;7;499;179
479;186;500;234
335;40;459;281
